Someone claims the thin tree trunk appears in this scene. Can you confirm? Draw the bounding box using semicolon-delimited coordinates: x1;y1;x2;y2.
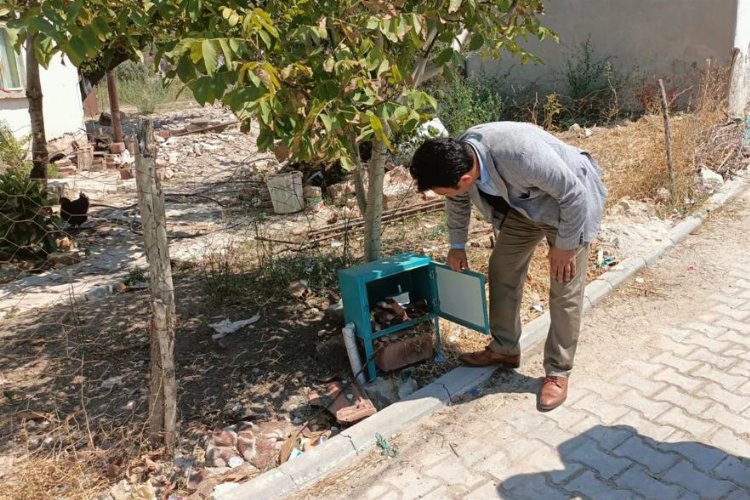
363;139;386;262
353;166;367;216
135;119;177;451
658;79;676;201
25;34;47;181
107;70;124;143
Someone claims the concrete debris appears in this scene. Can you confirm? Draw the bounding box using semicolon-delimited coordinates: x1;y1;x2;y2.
696;167;724;194
417;118;449;139
363;377;398;409
656;187;672;202
203;421;295;470
328;180;356;206
397;368;418;399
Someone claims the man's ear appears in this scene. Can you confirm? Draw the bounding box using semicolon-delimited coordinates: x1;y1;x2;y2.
458;174;474;188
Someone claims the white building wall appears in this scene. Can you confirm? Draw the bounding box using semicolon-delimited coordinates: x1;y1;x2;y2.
0;51;85;140
470;0;738;97
729;0;750;117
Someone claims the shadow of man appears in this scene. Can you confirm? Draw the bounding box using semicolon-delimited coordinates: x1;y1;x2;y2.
497;425;749;499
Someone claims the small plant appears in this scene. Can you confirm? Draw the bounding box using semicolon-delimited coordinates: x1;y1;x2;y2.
0;120;31;173
542;93;564;131
115;60;152;83
560;38;630;126
0;169;60;259
98;61;175;115
125;267;147;285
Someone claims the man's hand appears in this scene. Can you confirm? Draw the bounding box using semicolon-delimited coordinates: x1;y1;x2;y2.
447;248;469;272
549;246;577;282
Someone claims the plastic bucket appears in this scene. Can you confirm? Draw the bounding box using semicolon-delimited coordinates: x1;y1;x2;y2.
266;171;304;214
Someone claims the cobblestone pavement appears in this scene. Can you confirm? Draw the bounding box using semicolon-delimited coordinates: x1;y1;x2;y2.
298;187;750;499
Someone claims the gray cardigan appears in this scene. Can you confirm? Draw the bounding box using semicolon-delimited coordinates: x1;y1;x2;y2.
447;122;608;250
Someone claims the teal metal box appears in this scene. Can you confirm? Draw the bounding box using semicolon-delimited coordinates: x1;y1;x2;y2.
337;252;490;381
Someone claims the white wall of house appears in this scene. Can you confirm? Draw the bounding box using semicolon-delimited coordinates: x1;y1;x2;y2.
469;0;740;97
0;49;85;141
729;0;750;117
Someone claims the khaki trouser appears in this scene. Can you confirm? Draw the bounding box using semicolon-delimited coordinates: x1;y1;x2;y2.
488;209;588;377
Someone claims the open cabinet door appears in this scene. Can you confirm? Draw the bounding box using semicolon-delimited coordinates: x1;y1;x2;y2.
433;263;490;334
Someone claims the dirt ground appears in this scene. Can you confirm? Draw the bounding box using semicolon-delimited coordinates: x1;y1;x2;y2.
291;176;750;500
0;101;745;497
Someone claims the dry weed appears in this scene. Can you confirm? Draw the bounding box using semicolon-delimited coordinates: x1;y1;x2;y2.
561;64;744;213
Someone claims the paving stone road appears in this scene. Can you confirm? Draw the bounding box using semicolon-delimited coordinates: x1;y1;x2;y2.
297;186;750;500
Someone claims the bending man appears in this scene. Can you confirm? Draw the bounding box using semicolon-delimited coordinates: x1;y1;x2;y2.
409;122;607;410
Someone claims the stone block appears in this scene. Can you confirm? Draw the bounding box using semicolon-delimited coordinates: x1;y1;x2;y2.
374;330;433;372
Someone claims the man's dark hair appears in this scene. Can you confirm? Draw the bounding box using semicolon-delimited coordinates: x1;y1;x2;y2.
409;137;474;192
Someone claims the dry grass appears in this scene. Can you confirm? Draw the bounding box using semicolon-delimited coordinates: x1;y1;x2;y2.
560;65;744;214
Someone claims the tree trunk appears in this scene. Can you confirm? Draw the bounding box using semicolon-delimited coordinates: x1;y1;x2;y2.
134;119;177;451
106;70;124;143
353;166;368;216
25;34;48;181
363;139;387;262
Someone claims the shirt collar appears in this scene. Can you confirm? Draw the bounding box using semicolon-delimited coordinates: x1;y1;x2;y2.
467;142;488;184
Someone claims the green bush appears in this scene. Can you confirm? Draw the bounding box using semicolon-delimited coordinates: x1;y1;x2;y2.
431;72;506;136
99;61;176;115
0;170;60;259
0;120;30;173
115;60;151;83
560;38;631;126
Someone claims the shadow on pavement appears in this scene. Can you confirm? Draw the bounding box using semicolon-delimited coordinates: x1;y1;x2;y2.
497;424;749;499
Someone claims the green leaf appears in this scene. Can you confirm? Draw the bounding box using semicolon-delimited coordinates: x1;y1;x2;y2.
256;130;274;151
258;29;272;49
190;77;216;106
340;155;355;171
80;26;101;57
320;113;333;132
469;33;484;51
434;48;454;66
202;39;219;75
369;114;384;140
393;106;409;120
218;39;233;67
65;37;88;66
377;58;390;76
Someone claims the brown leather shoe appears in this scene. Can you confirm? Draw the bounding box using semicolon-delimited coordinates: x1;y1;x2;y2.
539;376;568;411
458;347;520;368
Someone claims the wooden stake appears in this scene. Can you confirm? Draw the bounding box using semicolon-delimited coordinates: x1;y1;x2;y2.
106;70;124;143
134;119;177;451
658;79;676;200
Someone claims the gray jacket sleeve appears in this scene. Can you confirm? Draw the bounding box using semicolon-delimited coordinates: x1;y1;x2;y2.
445;192;471;247
515;143;587;250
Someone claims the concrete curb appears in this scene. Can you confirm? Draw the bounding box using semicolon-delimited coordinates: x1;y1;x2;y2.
220;168;749;500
